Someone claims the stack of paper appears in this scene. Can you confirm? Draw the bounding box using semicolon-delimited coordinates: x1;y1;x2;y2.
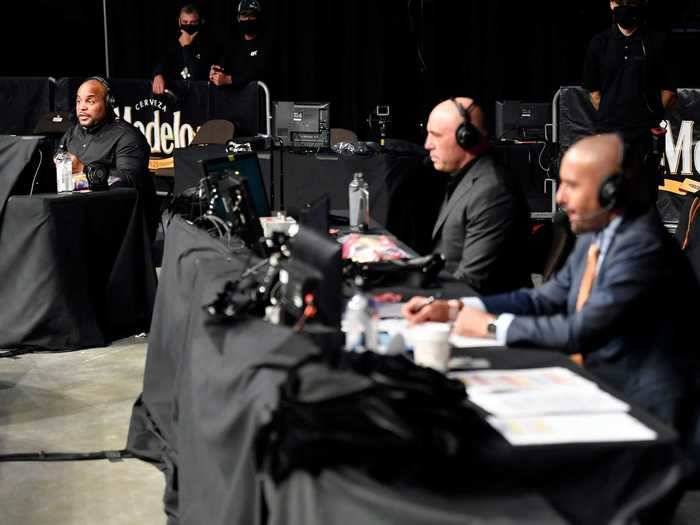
449;367;657;445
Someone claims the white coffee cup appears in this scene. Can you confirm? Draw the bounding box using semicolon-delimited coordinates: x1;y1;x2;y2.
408;322;452;372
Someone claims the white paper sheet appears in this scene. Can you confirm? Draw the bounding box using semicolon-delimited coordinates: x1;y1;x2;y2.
486;413;657;445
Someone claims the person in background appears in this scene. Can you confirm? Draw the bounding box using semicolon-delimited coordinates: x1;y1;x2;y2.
152;3;215;95
583;0;676;204
209;0;270;89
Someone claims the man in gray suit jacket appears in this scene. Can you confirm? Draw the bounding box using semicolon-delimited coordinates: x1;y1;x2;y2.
425;98;531;294
405;134;699;431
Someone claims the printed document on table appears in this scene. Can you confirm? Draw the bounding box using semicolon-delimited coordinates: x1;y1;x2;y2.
468;387;629;417
449;367;600;394
449;334;504;348
487;413;657;445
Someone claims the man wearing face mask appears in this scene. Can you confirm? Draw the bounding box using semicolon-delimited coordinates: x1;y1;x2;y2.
152;3;214;95
209;0;270;89
583;0;676;204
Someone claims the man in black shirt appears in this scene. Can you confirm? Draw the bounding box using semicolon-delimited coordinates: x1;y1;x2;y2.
152;3;214;94
60;77;158;239
209;0;269;89
583;0;676;203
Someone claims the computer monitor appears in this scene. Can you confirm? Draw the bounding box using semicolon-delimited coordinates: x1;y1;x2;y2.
273;101;331;150
199;153;269;253
285;226;343;328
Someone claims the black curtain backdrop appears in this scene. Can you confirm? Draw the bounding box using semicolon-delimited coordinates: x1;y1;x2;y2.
4;1;697;142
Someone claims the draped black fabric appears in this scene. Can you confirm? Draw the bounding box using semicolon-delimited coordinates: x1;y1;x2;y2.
0;136;42;219
0;78;52;135
6;1;693;141
0;189;157;349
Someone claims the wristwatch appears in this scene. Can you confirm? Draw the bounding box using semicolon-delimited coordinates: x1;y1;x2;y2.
486;315;499;338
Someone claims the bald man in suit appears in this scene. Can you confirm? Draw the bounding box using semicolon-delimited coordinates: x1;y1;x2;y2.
424;97;531;294
407;133;700;430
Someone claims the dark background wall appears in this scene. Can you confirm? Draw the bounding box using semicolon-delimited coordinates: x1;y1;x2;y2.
4;0;699;141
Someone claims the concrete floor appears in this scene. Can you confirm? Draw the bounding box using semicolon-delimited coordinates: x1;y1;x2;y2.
0;337;165;525
1;335;700;525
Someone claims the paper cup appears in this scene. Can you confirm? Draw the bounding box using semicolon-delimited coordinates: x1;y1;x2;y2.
409;322;452;372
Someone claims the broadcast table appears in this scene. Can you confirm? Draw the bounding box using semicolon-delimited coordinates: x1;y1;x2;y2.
0;189;157;350
127;216;686;525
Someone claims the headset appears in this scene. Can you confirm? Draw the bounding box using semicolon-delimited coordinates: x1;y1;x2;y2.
450;98;481;150
85;75;117;117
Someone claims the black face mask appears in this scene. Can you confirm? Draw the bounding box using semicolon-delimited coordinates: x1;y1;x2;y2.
238;19;260;36
180;24;200;35
613;6;645;30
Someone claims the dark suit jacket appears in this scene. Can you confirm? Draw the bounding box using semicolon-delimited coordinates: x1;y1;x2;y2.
432;154;531;295
482;209;700;428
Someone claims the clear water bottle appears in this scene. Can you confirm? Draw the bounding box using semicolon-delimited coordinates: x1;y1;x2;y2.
343;277;378;352
54;146;73;193
348;172;369;231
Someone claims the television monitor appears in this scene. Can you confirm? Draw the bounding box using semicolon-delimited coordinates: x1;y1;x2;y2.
201;153;270;217
495;100;551;141
199;153;270;253
285;225;343;328
273;101;330;150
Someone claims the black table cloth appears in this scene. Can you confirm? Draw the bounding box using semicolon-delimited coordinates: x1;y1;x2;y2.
0;189;157;350
128;216;686;525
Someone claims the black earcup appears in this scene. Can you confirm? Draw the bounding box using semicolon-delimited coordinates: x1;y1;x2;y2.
451;98;480;150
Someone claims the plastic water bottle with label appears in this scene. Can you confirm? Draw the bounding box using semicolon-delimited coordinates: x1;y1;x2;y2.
348;172;369;231
54;146;74;193
343;277;378;352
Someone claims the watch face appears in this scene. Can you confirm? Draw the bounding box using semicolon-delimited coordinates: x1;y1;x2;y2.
487;319;497;335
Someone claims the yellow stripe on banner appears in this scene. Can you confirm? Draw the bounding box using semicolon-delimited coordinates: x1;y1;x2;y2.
148;157;175;170
659;179;688;196
679;178;700;194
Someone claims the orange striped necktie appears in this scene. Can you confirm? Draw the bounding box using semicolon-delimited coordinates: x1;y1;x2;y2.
576;242;600;312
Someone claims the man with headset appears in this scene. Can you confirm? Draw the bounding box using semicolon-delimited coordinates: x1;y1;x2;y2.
60;77;157;239
584;0;676;203
152;3;215;95
424;97;531;294
405;134;699;435
209;0;269;89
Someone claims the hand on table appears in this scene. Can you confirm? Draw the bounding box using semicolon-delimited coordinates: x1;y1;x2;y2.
402;297;450;325
453;306;496;339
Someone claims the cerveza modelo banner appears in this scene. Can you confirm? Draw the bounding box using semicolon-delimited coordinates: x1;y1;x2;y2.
54;78;260;154
557;86;700;222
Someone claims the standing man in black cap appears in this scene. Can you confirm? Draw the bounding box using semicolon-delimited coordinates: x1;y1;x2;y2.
209;0;270;89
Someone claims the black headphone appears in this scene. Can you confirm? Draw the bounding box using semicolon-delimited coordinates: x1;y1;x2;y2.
86;75;117;116
598;137;629;210
450;98;481;150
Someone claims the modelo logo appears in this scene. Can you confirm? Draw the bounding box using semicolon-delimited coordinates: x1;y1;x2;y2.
661;120;700;195
114;101;199;155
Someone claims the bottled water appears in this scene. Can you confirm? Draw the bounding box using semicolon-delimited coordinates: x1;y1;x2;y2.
343;278;378;352
348;172;369;231
54;146;73;193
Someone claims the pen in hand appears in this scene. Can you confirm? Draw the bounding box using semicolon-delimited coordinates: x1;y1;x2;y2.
411;296;435;314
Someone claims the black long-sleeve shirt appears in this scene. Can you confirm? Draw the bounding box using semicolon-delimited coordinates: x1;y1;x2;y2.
217;34;270;89
60;119;158;239
154;31;215;83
